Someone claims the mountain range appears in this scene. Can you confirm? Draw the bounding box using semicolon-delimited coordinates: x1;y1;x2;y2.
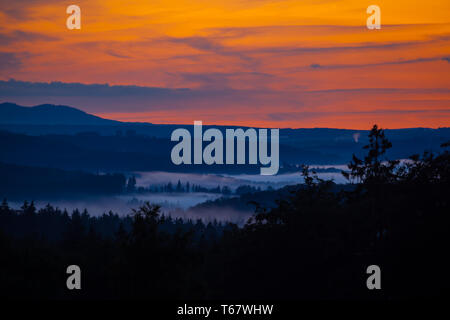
1;102;449;171
0;102;119;125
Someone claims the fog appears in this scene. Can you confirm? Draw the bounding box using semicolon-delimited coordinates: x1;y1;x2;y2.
134;167;348;191
8;192;251;224
8;168;347;223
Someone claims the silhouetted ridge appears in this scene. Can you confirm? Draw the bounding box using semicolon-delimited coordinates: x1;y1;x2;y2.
0;102;119;125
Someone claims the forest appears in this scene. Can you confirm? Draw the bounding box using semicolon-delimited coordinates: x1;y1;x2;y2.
0;125;448;299
0;162;126;199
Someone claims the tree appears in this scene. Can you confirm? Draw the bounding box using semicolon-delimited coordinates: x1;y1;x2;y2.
176;180;183;192
0;198;9;213
342;124;398;185
222;186;231;195
126;176;137;192
131;202;161;242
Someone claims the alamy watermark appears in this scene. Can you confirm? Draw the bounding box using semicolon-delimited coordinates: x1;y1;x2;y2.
66;5;81;30
66;265;81;290
66;5;380;31
366;5;381;30
366;265;381;290
170;121;279;175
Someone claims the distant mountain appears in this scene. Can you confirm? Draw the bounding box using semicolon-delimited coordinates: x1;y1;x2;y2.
0;130;264;173
0;102;449;168
0;102;120;125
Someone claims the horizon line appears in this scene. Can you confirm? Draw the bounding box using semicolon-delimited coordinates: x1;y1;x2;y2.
1;101;449;131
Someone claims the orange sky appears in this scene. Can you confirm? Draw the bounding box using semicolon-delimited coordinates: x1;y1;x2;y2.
0;0;449;128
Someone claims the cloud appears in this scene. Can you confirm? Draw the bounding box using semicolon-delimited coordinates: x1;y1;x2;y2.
171;71;274;89
0;79;294;115
0;79;189;97
1;79;449;129
105;50;131;59
0;52;23;71
162;36;257;67
166;36;225;53
306;87;450;95
0;0;64;19
0;30;59;45
305;56;449;70
161;34;429;61
266;108;450;121
151;31;442;72
0;79;253;113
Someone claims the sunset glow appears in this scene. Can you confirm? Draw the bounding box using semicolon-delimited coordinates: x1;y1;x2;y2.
1;0;449;128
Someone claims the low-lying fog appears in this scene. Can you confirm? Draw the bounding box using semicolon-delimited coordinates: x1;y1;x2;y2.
8;192;252;224
134;167;348;190
9;168;348;224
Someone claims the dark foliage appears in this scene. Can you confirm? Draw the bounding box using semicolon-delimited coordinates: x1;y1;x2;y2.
0;125;449;299
0;162;126;199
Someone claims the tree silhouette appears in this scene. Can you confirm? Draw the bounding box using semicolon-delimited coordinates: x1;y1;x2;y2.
1;125;449;300
126;176;137;192
343;124;398;185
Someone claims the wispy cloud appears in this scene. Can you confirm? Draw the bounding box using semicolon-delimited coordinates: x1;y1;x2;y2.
0;79;189;97
0;52;23;71
308;56;449;70
0;1;449;128
0;29;59;45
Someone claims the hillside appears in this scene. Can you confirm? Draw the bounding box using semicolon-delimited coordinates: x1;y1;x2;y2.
0;102;120;125
0;162;126;199
1;103;449;168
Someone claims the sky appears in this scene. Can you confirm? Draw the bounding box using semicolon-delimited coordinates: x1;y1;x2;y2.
0;0;449;129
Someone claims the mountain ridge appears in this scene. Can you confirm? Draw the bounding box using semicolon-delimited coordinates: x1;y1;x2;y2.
0;102;120;125
0;102;449;172
2;102;449;130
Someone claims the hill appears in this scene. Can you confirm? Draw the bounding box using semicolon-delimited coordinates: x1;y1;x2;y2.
0;162;126;199
0;102;120;125
1;102;449;167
